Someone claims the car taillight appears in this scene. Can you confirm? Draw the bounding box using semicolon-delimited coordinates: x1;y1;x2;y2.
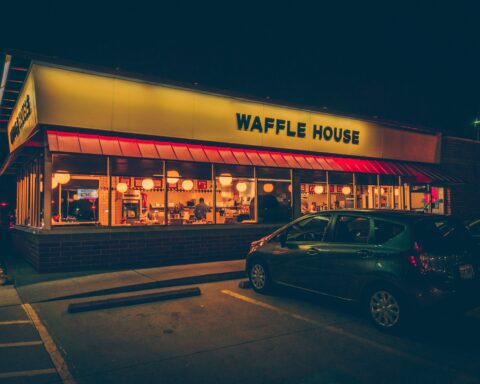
410;241;449;274
409;255;418;269
409;241;428;273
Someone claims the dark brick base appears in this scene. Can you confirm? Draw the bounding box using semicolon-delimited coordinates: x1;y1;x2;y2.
13;224;280;272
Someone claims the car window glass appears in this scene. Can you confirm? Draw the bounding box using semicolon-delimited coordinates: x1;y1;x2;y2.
373;220;404;244
286;215;331;242
415;218;473;253
333;215;370;244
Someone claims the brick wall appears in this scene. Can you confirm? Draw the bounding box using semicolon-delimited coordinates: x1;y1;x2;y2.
441;137;480;219
13;224;279;272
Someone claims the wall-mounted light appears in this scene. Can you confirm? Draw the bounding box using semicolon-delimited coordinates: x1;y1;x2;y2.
142;178;154;190
167;170;180;184
182;179;194;190
263;183;274;193
219;173;232;186
116;182;128;193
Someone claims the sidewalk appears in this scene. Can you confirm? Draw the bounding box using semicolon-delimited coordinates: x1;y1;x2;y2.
9;259;246;304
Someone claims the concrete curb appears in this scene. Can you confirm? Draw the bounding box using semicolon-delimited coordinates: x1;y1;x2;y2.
41;270;245;303
68;287;201;313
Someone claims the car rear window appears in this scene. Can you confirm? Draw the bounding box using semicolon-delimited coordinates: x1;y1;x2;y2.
373;220;405;244
414;218;473;253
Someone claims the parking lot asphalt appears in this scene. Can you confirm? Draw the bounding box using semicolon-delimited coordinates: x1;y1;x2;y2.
26;279;480;384
0;293;61;383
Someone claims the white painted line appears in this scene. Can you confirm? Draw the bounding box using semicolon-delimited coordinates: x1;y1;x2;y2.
0;320;31;325
0;368;57;379
221;290;478;384
22;303;77;384
0;340;42;348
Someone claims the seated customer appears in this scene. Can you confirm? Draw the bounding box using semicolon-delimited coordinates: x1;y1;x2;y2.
194;198;209;220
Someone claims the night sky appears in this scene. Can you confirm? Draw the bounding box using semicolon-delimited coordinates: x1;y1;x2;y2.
1;3;479;138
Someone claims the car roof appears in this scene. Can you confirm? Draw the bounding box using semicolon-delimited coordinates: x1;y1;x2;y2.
311;209;449;223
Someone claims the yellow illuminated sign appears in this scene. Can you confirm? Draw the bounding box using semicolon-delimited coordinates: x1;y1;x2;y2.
18;64;440;163
7;71;38;152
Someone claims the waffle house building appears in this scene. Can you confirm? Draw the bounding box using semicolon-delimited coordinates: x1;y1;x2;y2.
1;59;464;271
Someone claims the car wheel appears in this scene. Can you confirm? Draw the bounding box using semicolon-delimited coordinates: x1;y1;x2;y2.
367;288;404;331
248;260;272;294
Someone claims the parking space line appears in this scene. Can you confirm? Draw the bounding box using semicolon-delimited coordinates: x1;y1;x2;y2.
0;341;43;348
22;303;77;384
0;368;57;379
221;290;477;384
0;320;31;325
221;290;318;325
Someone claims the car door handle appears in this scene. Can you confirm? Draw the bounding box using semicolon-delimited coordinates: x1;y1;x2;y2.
307;248;320;256
357;250;373;259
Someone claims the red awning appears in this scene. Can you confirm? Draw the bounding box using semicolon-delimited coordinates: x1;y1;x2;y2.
46;130;460;184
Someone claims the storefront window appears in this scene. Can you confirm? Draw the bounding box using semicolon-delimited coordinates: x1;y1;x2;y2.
379;175;398;209
329;172;354;209
166;162;213;225
214;164;255;224
111;158;165;226
16;157;43;227
431;187;445;214
46;154;431;227
356;174;378;209
256;167;292;223
55;178;100;223
410;185;429;212
299;170;328;213
52;154;107;226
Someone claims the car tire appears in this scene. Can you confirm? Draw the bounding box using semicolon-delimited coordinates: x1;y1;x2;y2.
365;286;407;332
248;259;272;294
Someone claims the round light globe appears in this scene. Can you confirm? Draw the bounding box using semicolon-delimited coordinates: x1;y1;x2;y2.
236;182;247;192
116;182;128;193
342;186;352;195
219;173;233;186
182;179;194;190
142;178;154;190
54;172;70;185
52;178;58;189
167;170;180;184
314;185;324;194
263;183;274;193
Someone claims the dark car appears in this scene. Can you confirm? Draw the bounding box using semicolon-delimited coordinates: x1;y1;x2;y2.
246;210;480;331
